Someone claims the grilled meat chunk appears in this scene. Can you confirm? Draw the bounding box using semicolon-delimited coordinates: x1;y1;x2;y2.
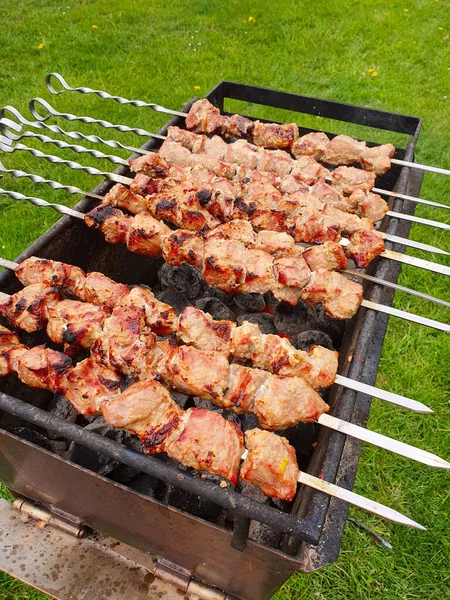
14;257;86;295
102;379;184;454
0;284;61;333
162;230;204;269
0;325;20;348
128;152;171;178
359;143;395;176
290;155;330;185
222;364;269;413
322;205;374;235
167;407;243;484
351;190;389;222
291;132;330;160
0;326;27;376
302;241;348;272
103;184;149;214
77;272;129;308
225;114;254;139
127;213;171;256
251;121;299;150
178;307;235;354
17;346;71;391
273;252;311;290
301;269;363;320
202;238;246;293
242;249;277;294
159;343;229;402
331;166;376;195
119;286;178;335
345;230;385;268
46;300;110;355
322;135;366;166
61;358;121;415
185;99;227;134
240;429;299;501
167;126;207;153
85;205;133;245
287;207;341;244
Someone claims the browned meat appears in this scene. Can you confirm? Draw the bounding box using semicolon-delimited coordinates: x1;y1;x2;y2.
301;269;363;320
291;132;330;160
331;166;376;195
167;408;243;484
0;284;61;333
159;138;195;169
242;249;277;294
277;174;307;195
223;139;258;169
202;238;246;293
148;187;219;231
46;300;110;355
185;99;227;134
287;207;341;244
167;126;207;153
302;241;348;272
360;144;395;176
17;346;71;391
0;325;20;348
206;219;257;246
162;230;204;269
273;253;311;289
345;230;385;268
352;191;389;222
159;343;229;402
251;121;299;150
78;272;129;308
119;286;178;336
0;344;28;376
127;213;171;256
103;184;149;214
221;364;269;413
128;152;171;178
322;205;374;235
256;148;293;177
254;230;295;254
14;257;86;296
225;114;254;139
85;205;133;245
322;135;366;165
290;155;330;185
254;373;329;430
310;179;347;206
102;379;184;455
240;429;299;501
61;358;121;415
177;307;235;354
91;305;157;379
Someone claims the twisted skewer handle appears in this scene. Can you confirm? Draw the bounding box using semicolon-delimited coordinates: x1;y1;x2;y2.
0;187;84;219
29;97;165;139
46;72;187;117
0;162;102;201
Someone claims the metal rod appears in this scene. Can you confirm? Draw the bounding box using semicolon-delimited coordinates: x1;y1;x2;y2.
380;251;450;277
0;257;435;415
44;72;450;181
372;186;449;210
387;210;450;231
2;189;449;335
318;413;450;469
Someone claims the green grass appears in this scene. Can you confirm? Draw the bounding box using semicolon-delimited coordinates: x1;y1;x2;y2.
0;0;449;598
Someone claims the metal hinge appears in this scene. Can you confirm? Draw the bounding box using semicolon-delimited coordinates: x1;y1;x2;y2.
13;496;87;538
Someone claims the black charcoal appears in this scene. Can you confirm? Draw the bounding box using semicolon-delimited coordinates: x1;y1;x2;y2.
195;297;236;321
236;313;277;334
157;290;191;315
315;305;346;348
233;292;266;313
158;264;202;298
296;330;334;352
274;301;316;336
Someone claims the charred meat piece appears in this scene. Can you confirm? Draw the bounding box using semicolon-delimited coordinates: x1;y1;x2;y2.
240;429;299;501
254;373;329;430
0;325;20;348
256;148;293;178
14;257;86;296
241;249;277;294
159;138;195;169
102;379;184;455
291;132;330;161
202;238;246;293
251;121;299;150
167;407;243;484
302;241;348;272
85;205;133;246
273;253;311;290
119;286;178;336
331;166;376;195
185;99;228;135
290;155;330;185
17;346;71;391
301;269;363;320
61;358;121;415
167;126;207;153
177;306;235;354
128;152;171;178
322;205;374;235
359;144;395;176
206;219;257;246
225;114;254;139
159;343;230;402
287;207;341;244
344;230;385;268
127;213;171;257
254;230;295;254
46;300;110;355
0;284;61;333
0;344;28;376
351;190;389;222
322;135;366;166
162;230;204;269
103;184;149;215
222;363;269;413
77;272;129;308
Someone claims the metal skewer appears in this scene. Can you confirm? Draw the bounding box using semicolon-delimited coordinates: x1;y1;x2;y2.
0;284;447;470
1;187;449;335
0;255;435;414
24;97;450;213
2;136;449;271
44;72;450;180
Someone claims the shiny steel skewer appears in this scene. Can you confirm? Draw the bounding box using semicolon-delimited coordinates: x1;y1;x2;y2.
24;97;450;212
2;136;449;277
0;188;449;334
45;72;450;179
1;162;449;314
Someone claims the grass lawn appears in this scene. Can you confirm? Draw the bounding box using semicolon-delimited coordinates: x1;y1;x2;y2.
0;0;449;598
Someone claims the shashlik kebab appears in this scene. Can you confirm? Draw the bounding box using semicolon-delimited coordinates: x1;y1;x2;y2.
1;188;449;334
0;286;446;468
0;255;435;412
7;98;448;213
0;325;427;528
41;72;450;179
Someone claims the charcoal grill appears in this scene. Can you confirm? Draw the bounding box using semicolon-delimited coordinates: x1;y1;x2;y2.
0;81;423;600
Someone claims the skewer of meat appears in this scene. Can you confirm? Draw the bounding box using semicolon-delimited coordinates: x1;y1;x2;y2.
0;325;426;527
0;255;436;413
0;297;447;469
41;72;450;180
